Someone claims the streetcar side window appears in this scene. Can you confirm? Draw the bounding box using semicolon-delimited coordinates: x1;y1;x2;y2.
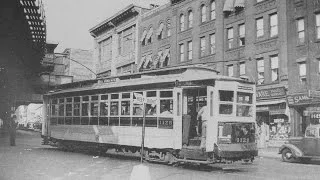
99;94;109;126
133;92;143;116
160;91;173;116
73;97;81;125
236;92;253;117
219;90;233;115
121;93;131;115
81;96;89;125
146;91;157;116
90;95;99;125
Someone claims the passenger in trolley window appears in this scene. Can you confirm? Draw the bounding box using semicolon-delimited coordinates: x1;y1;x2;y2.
197;105;209;151
160;104;172;115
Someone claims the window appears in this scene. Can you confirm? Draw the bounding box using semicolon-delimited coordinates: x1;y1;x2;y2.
133;92;143;116
147;27;153;44
299;62;306;83
167;19;171;37
270;55;279;82
81;96;89;125
157;23;164;40
110;94;119;116
121;93;131;115
211;1;216;20
239;24;245;46
200;36;206;57
201;4;206;23
256;17;264;38
316;14;320;39
236;92;253;117
187;41;192;60
240;62;246;76
257;58;265;85
188;10;193;28
227;65;234;77
297;18;305;44
100;95;109;116
99;37;112;63
270;13;278;37
227;28;234;49
160;91;173;116
180;14;185;31
179;44;185;62
219;90;234;115
90;96;99;125
118;32;122;54
146;91;157;116
210;34;215;54
141;30;147;46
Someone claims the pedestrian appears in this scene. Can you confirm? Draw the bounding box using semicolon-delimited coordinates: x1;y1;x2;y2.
196;105;209;152
9;115;18;146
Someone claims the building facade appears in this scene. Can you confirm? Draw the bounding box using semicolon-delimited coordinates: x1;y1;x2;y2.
137;0;290;147
90;4;150;78
89;0;320;147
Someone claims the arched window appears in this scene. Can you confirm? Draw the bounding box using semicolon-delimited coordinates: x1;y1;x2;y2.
157;22;164;40
188;10;193;28
201;4;206;23
211;1;215;20
180;14;185;31
167;19;171;37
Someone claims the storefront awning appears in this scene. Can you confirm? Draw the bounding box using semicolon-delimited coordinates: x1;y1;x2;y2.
143;55;152;69
137;56;146;70
223;0;235;12
256;99;286;106
234;0;245;8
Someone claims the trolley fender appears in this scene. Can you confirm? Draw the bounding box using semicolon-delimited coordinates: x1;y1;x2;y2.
279;144;304;157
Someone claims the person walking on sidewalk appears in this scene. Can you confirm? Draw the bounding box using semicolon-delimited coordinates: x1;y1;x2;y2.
9;115;18;146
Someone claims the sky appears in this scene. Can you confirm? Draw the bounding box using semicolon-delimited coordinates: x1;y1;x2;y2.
43;0;169;52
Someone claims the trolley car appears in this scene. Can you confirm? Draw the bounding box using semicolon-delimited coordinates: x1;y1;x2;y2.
41;65;257;164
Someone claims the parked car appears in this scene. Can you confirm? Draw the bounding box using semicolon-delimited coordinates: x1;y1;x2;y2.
278;124;320;163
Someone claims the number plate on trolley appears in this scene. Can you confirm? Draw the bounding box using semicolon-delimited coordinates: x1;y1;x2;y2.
158;118;173;129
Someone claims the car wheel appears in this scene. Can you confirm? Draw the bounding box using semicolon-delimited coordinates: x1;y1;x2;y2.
282;148;295;163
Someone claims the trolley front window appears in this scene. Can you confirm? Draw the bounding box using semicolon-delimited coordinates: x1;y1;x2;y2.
219;90;233;115
218;122;255;144
236;92;253;117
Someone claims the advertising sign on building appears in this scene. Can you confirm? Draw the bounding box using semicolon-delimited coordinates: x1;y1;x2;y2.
256;87;286;100
287;93;320;106
310;112;320;124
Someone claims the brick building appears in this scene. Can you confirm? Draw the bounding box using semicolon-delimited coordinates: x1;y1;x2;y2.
89;0;320;147
137;0;290;147
89;4;150;78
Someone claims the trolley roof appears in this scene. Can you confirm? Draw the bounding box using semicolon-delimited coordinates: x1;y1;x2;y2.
47;65;254;96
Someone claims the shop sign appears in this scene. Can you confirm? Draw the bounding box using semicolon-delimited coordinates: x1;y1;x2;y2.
269;109;286;115
308;90;320;98
286;93;320;106
310;112;320;124
256;87;286;100
274;118;284;123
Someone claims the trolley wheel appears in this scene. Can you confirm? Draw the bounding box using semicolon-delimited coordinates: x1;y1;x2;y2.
281;148;295;163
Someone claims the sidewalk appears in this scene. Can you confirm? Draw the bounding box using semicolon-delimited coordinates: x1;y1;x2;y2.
258;147;280;159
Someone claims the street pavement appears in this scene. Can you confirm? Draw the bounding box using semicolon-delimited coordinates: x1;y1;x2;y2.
1;129;320;180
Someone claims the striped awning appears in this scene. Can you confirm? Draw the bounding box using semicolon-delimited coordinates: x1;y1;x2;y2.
146;28;153;40
143;55;152;69
223;0;235;12
137;56;146;70
234;0;245;8
140;30;147;42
